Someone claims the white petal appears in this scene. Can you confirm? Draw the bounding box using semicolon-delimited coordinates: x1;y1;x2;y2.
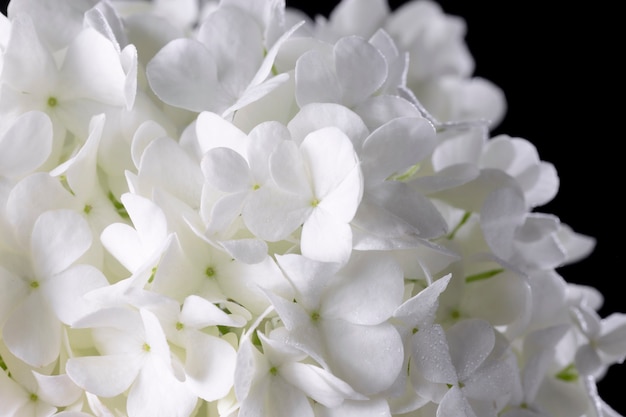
66;354;141;397
447;319;495;381
206;191;248;234
31;209;92;278
0;265;28;327
300;208;353;263
234;337;267;402
526;162;559;208
202;147;250;192
598;313;626;357
270;140;310;195
220;238;268;265
315;398;391;417
354;94;422;131
146;38;225;112
394;274;452;329
295;47;342;107
365;182;448;239
1;15;57;93
223;73;290;117
43;264;108;325
287;102;369;149
239;376;313;417
32;372;83;407
411;324;457;385
463;270;531;326
281;362;364;408
138;137;204;207
480;186;526;260
301;127;359;201
321;320;403;395
181;294;246;328
7;0;98;51
3;292;61;367
185;331;237;401
0;111;53;178
246;121;290;182
556;224;596;266
437;386;478;417
334;35;387;107
275;253;342;311
6;173;77;247
196;7;263;96
100;223;145;272
318;163;363;223
243;186;310;241
361;116;436;185
323;252;403;325
195;110;247;155
0;369;29;415
58;28;126;106
328;0;389;38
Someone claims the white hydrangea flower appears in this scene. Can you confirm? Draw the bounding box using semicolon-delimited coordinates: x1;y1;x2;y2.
0;0;621;416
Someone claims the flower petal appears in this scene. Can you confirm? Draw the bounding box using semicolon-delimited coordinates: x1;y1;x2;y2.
184;331;237;401
321;320;403;395
0;111;53;178
66;354;141;398
322;252;403;325
146;38;225;112
281;361;364;408
3;291;61;367
447;319;495;381
361;116;436;185
31;209;92;278
43;264;109;325
202;147;251;193
334;35;387;107
300;208;353;263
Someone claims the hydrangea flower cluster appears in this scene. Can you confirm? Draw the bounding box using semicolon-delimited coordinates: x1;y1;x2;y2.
0;0;624;416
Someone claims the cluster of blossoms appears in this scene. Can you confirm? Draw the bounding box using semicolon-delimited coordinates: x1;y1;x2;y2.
0;0;624;416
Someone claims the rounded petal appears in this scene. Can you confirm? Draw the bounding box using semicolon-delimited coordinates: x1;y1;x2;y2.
447;319;495;381
300;209;353;263
295;47;342;107
43;264;109;325
31;209;92;278
411;324;457;385
334;35;387;107
281;362;364;408
314;398;391;417
323;253;404;325
0;111;53;178
287;103;369;150
32;372;83;407
1;14;58;93
480;186;526;260
300;127;360;201
58;27;127;106
361;116;436;185
3;291;61;367
437;385;478;417
66;354;141;398
202;147;251;192
185;331;237;401
243;186;310;241
146;38;225;112
127;355;199;417
321;320;403;395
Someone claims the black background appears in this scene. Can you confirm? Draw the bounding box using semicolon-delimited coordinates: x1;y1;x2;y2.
1;0;623;414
